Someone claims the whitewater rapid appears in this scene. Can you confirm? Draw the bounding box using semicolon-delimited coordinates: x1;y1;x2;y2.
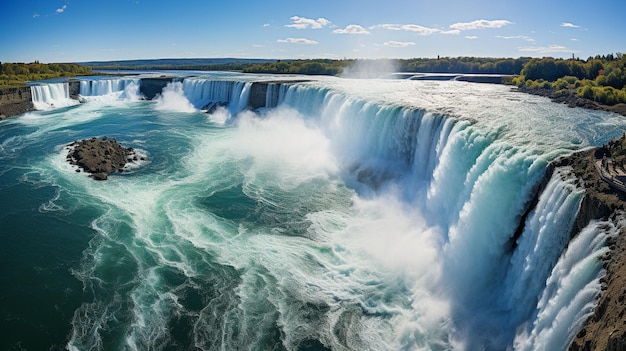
2;74;626;351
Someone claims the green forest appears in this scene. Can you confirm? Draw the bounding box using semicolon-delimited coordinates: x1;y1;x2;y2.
241;57;532;76
0;62;93;87
513;54;626;106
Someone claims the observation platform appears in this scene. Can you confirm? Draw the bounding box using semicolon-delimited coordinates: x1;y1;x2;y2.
596;158;626;193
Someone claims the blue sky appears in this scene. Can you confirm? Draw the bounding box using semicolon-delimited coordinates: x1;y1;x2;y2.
1;0;625;63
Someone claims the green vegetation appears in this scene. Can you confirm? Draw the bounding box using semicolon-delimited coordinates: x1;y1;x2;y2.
512;53;626;106
0;62;93;87
241;57;531;76
398;57;531;74
243;59;351;75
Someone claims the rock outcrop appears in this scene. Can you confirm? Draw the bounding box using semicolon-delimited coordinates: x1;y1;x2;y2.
66;136;142;180
0;86;34;119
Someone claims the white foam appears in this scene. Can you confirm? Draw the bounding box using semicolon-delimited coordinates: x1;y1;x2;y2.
153;82;196;112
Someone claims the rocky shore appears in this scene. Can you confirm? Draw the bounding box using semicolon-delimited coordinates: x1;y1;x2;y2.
516;86;626;118
66;136;142;180
553;140;626;350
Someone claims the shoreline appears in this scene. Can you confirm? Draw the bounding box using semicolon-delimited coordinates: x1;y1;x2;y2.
515;86;626;118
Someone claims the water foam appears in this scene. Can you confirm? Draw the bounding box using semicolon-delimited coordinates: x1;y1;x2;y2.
153;82;196;112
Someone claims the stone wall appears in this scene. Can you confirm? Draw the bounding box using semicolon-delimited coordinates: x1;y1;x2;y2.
68;80;80;99
139;77;174;99
0;86;34;119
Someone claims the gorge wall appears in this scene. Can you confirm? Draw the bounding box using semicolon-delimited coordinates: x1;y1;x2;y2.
0;86;34;119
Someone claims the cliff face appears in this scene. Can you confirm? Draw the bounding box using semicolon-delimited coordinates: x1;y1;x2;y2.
0;86;34;119
139;77;174;100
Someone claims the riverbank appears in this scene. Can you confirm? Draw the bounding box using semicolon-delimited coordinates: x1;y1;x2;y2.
516;86;626;118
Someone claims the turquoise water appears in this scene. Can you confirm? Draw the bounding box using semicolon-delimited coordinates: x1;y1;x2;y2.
1;75;626;350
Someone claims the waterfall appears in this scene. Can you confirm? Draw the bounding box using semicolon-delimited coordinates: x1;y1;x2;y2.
277;82;609;350
181;78;252;113
513;216;616;350
79;78;141;101
30;83;78;110
265;83;290;108
15;75;620;350
230;82;252;114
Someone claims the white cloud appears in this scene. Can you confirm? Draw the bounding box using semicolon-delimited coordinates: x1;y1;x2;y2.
441;29;461;35
496;35;535;42
518;44;573;54
571;38;578;41
56;4;67;14
372;23;440;36
263;23;270;28
333;25;370;35
561;22;580;28
401;24;440;35
253;44;263;47
372;24;403;31
465;36;478;40
32;12;40;18
277;37;319;45
384;41;416;48
286;16;330;29
450;19;513;30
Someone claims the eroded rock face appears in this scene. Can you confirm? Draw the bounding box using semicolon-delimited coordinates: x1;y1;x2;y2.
66;136;142;180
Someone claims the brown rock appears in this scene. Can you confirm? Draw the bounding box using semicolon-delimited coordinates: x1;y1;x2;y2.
67;136;140;180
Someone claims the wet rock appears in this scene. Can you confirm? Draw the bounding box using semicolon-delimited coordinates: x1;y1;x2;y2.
66;136;139;180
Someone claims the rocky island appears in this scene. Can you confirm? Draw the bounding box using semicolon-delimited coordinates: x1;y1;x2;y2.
66;136;142;180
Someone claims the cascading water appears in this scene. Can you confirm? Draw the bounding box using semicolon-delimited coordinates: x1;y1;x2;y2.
2;73;626;351
181;78;252;114
79;78;141;101
265;83;290;108
30;82;79;110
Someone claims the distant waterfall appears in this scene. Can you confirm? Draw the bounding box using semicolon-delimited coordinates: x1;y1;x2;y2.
30;83;78;110
79;78;141;101
181;78;252;114
265;83;290;108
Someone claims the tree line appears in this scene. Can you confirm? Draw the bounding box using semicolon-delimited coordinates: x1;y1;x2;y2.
241;57;533;76
0;62;93;87
514;53;626;105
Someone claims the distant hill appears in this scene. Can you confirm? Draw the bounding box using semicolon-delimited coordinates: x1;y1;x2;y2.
77;58;278;70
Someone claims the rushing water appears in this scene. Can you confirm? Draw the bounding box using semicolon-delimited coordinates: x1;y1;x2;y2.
1;73;626;350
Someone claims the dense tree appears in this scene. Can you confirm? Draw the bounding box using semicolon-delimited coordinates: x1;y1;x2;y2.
514;53;626;106
0;62;93;87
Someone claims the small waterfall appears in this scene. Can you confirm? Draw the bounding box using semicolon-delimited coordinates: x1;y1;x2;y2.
182;78;252;112
231;82;252;114
30;83;78;110
79;78;141;101
265;83;289;108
